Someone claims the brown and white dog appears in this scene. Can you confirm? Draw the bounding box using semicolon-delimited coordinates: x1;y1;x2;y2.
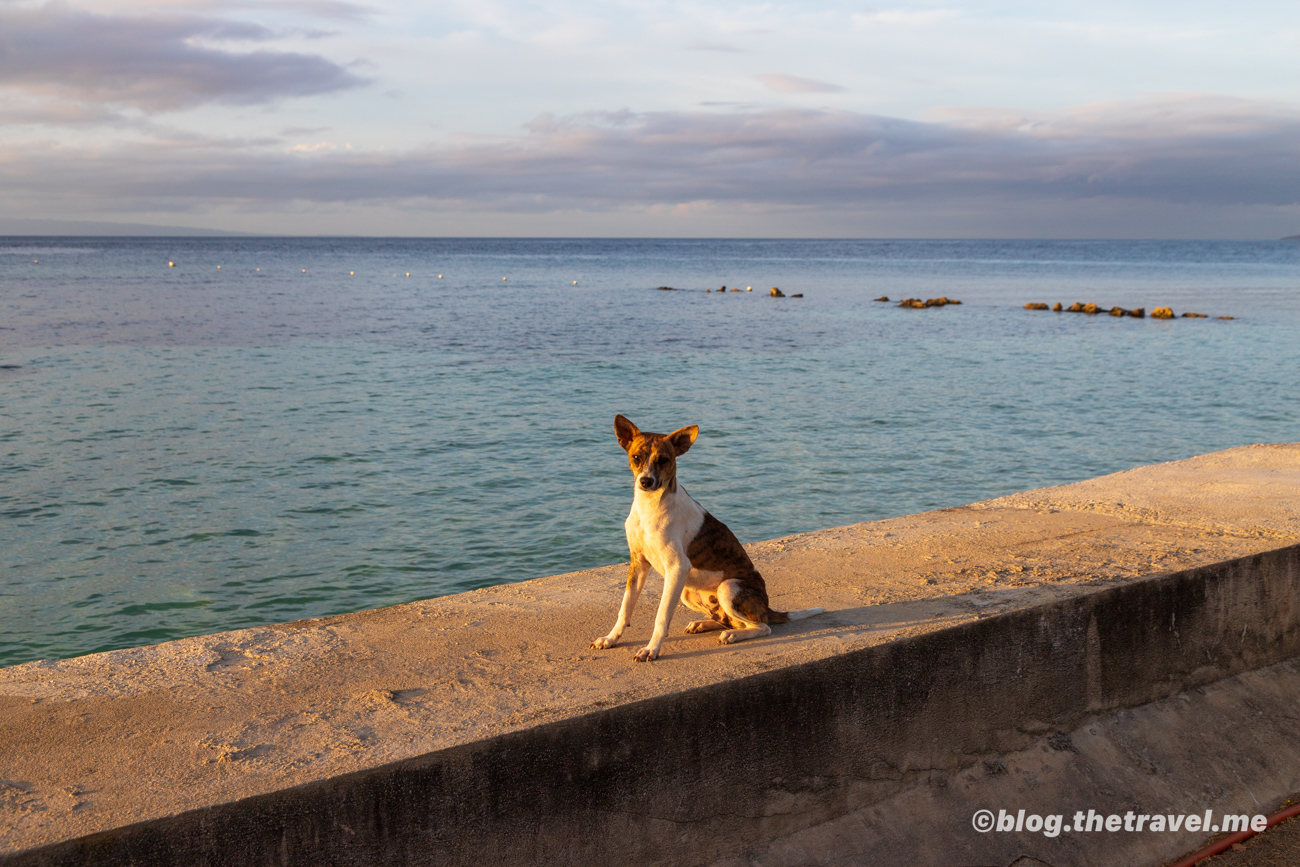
592;415;824;661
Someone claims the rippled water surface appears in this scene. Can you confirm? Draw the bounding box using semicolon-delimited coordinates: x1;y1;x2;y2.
3;237;1299;665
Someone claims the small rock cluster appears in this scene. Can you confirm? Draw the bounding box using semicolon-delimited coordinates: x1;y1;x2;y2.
659;285;799;297
898;296;961;309
1024;302;1233;320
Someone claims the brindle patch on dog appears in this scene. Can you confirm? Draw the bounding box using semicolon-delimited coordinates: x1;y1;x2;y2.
728;581;788;625
682;587;736;627
685;513;788;624
685;513;754;576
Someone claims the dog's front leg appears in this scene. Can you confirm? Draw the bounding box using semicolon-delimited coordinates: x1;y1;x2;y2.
592;556;649;649
634;550;688;662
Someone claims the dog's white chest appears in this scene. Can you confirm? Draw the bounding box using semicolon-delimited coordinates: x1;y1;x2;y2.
625;487;705;576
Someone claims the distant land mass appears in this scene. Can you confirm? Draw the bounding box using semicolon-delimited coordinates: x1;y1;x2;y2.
0;218;254;237
1284;235;1300;241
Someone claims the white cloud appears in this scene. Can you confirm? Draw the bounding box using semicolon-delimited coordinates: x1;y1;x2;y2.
851;9;958;28
756;74;845;94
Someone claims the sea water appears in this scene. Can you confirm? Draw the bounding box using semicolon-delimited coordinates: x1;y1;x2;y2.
2;238;1298;666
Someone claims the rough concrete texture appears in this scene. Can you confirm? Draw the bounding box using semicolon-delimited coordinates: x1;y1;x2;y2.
709;659;1300;867
1;443;1299;866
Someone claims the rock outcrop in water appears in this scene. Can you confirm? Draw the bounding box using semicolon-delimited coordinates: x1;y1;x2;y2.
874;296;889;302
1035;303;1229;320
770;287;785;297
899;297;961;308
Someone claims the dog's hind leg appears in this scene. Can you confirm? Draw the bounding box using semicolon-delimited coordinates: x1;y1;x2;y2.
715;579;772;645
592;555;650;650
681;585;726;634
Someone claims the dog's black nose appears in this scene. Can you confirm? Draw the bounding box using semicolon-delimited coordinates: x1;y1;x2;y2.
639;477;657;490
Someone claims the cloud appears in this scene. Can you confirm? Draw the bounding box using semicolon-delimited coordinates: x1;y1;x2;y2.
686;42;745;53
756;74;846;94
0;2;368;112
2;96;1299;229
851;9;958;28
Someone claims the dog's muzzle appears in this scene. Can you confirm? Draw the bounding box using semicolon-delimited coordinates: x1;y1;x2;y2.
638;475;659;491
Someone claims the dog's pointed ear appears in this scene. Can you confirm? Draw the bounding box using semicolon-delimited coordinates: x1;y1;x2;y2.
614;415;640;452
667;425;699;457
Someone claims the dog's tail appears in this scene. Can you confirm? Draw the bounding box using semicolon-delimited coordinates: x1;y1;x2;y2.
767;606;825;624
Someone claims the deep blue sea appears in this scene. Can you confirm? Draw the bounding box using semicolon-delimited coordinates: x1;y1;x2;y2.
2;238;1299;667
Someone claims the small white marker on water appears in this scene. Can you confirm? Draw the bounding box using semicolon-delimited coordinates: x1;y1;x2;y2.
573;280;578;285
302;269;306;273
438;274;443;279
502;277;507;281
168;261;174;267
217;265;221;270
406;272;410;277
350;271;354;275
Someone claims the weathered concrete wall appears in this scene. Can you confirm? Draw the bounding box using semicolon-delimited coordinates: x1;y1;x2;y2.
7;543;1299;867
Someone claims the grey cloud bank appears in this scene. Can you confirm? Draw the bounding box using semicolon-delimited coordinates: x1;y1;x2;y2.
3;97;1299;236
1;0;1298;236
0;2;366;110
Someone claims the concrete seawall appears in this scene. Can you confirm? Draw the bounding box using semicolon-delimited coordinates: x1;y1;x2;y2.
3;444;1299;866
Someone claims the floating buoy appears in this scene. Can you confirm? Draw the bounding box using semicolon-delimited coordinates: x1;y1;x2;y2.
438;274;443;279
350;271;354;275
746;286;752;291
406;272;410;277
33;259;38;264
256;268;260;272
217;265;221;270
168;261;174;267
302;269;306;273
573;280;577;285
502;277;507;281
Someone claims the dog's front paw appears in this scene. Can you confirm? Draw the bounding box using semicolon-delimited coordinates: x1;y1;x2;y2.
591;636;619;649
633;645;660;662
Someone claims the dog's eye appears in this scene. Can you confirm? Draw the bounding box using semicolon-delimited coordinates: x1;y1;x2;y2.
630;455;642;465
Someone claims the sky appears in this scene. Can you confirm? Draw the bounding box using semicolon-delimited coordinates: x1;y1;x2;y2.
1;0;1299;237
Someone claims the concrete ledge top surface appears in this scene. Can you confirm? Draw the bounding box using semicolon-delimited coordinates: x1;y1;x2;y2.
2;443;1299;853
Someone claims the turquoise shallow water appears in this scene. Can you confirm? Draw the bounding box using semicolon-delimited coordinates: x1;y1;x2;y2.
2;238;1299;666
